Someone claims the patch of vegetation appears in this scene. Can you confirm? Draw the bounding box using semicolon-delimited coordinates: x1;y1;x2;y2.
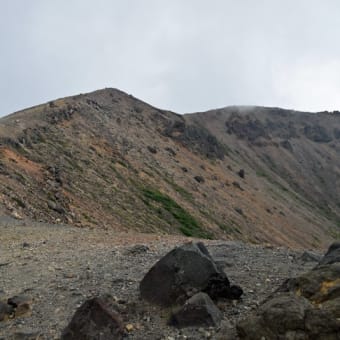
256;169;267;177
142;188;211;238
173;184;194;201
219;221;242;235
329;225;340;240
109;163;126;181
116;159;128;168
318;207;340;226
83;212;96;223
199;208;241;235
256;168;291;193
12;196;26;208
163;176;194;202
311;234;321;248
12;172;27;185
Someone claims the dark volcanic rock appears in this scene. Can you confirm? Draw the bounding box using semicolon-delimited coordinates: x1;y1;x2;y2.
237;169;245;179
304;124;333;143
139;242;242;306
304;308;340;339
225;116;268;141
164;119;226;159
194;175;205;183
203;274;243;300
8;295;32;317
297;250;322;263
170;292;222;328
0;301;14;321
237;293;311;339
237;244;340;339
319;242;340;265
61;295;124;340
237;292;340;340
279;264;340;315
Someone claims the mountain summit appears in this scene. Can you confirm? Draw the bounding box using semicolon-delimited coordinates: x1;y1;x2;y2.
0;88;339;248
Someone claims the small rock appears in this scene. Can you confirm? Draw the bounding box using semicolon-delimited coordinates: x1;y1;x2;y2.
12;331;41;340
63;273;75;279
232;181;243;190
8;295;32;317
170;292;222;328
237;169;245;179
61;295;124;340
194;176;205;183
125;323;134;332
125;244;149;255
0;301;14;321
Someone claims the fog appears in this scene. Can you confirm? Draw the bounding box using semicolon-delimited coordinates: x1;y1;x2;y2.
1;1;340;116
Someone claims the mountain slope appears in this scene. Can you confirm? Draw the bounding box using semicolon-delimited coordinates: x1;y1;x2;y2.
0;88;339;248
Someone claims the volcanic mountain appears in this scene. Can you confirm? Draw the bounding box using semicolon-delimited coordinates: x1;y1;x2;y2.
0;88;339;248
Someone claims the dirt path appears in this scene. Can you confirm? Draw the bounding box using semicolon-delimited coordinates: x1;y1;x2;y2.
0;222;319;339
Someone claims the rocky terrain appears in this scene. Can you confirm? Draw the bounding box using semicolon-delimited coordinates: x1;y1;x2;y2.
1;89;340;338
0;88;340;248
0;219;328;339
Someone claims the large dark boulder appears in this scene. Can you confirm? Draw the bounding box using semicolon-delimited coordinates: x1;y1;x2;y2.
170;292;222;328
304;308;340;339
236;243;340;339
140;242;242;306
237;293;311;339
61;295;124;340
279;263;340;308
237;293;340;339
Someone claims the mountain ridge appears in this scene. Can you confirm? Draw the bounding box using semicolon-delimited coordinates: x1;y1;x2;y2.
0;88;339;248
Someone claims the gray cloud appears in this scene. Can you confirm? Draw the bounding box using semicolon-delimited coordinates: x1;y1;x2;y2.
1;0;340;116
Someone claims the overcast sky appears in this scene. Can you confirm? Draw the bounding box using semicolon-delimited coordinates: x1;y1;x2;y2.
1;1;340;117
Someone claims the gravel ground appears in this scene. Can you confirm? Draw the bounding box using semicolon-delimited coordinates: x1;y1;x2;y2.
0;222;319;339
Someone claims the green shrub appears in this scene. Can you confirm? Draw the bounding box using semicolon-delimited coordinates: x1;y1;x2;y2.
142;188;211;238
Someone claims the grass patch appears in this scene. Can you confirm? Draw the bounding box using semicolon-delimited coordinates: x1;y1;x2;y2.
198;207;242;236
163;176;194;201
219;222;242;235
142;188;211;238
109;163;125;181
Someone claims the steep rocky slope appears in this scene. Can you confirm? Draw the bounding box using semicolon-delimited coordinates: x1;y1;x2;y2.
0;89;339;248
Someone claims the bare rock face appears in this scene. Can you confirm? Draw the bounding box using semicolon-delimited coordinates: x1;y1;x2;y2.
170;292;222;328
139;242;242;306
236;243;340;339
61;295;124;340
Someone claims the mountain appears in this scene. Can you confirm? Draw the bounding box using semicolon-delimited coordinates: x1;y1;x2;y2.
0;88;339;248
